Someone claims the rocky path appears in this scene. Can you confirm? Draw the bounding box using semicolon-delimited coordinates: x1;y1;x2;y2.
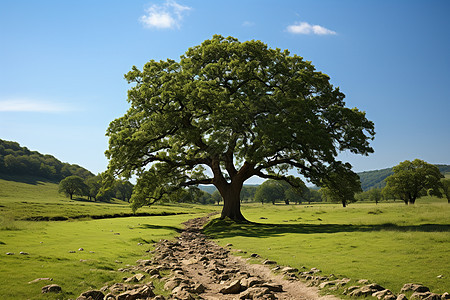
147;214;340;299
72;214;447;299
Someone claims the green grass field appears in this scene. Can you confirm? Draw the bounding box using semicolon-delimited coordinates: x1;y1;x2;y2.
204;200;450;294
1;176;449;298
0;177;218;299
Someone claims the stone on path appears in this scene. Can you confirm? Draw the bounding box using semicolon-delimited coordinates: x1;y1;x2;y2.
220;279;242;294
77;290;104;300
116;285;155;300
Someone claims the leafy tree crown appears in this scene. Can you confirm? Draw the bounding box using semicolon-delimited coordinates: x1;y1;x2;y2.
105;35;375;209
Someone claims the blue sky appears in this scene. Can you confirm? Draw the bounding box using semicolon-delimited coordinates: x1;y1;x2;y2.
1;0;449;183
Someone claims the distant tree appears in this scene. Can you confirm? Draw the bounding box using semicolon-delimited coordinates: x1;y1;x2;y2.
197;190;214;204
84;175;103;201
254;180;286;205
368;188;382;205
440;178;450;204
284;183;308;204
104;35;375;221
211;190;222;205
308;189;322;203
240;186;258;203
114;180;134;202
59;175;87;200
319;168;362;207
385;159;444;204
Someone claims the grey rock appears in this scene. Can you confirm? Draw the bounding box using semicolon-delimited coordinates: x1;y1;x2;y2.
261;283;283;292
281;266;298;273
42;284;62;293
424;294;443;300
116;285;155;300
220;279;242;294
78;290;104;300
124;273;145;283
373;289;394;300
411;292;433;300
397;294;408;300
401;284;430;293
191;283;206;294
28;277;53;284
263;260;277;265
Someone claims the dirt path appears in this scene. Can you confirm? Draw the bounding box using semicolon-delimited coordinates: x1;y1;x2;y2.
148;215;341;299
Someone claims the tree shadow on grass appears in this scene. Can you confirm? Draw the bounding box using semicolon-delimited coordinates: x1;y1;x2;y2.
203;219;450;239
137;223;183;233
0;173;55;185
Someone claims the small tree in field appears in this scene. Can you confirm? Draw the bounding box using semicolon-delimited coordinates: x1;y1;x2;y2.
59;175;87;200
369;188;382;204
104;35;374;221
385;159;443;204
319;168;361;207
440;178;450;204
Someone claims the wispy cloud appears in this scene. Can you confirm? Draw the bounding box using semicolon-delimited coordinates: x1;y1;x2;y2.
0;99;73;113
242;21;255;27
140;0;191;29
287;21;336;35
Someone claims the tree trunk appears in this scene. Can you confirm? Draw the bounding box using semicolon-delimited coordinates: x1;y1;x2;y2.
218;181;246;221
342;200;347;207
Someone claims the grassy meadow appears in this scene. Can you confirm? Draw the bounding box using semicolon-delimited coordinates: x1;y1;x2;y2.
0;177;217;299
205;199;450;294
1;175;449;298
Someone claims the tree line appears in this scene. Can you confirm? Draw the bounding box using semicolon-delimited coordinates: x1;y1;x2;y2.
0;139;93;181
59;174;133;202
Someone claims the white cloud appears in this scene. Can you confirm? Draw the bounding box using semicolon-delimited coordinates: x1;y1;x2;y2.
242;21;255;27
0;99;73;113
140;0;191;29
287;22;336;35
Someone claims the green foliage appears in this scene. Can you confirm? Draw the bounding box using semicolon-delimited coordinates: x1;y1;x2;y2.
0;139;93;181
58;175;87;200
254;180;285;204
357;165;449;191
114;179;134;202
368;188;382;204
441;178;450;203
254;179;309;205
320;166;362;207
385;159;444;204
105;35;375;219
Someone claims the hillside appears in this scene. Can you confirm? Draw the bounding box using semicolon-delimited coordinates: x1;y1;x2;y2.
0;139;93;181
357;164;450;191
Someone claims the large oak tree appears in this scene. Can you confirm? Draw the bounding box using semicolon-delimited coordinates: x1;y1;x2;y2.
105;35;375;221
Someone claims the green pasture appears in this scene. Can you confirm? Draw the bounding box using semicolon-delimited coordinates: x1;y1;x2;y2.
0;177;218;299
0;176;213;222
1;176;449;298
205;201;450;294
0;214;208;299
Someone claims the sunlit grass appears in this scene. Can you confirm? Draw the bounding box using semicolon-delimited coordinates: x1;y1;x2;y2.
205;201;450;294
